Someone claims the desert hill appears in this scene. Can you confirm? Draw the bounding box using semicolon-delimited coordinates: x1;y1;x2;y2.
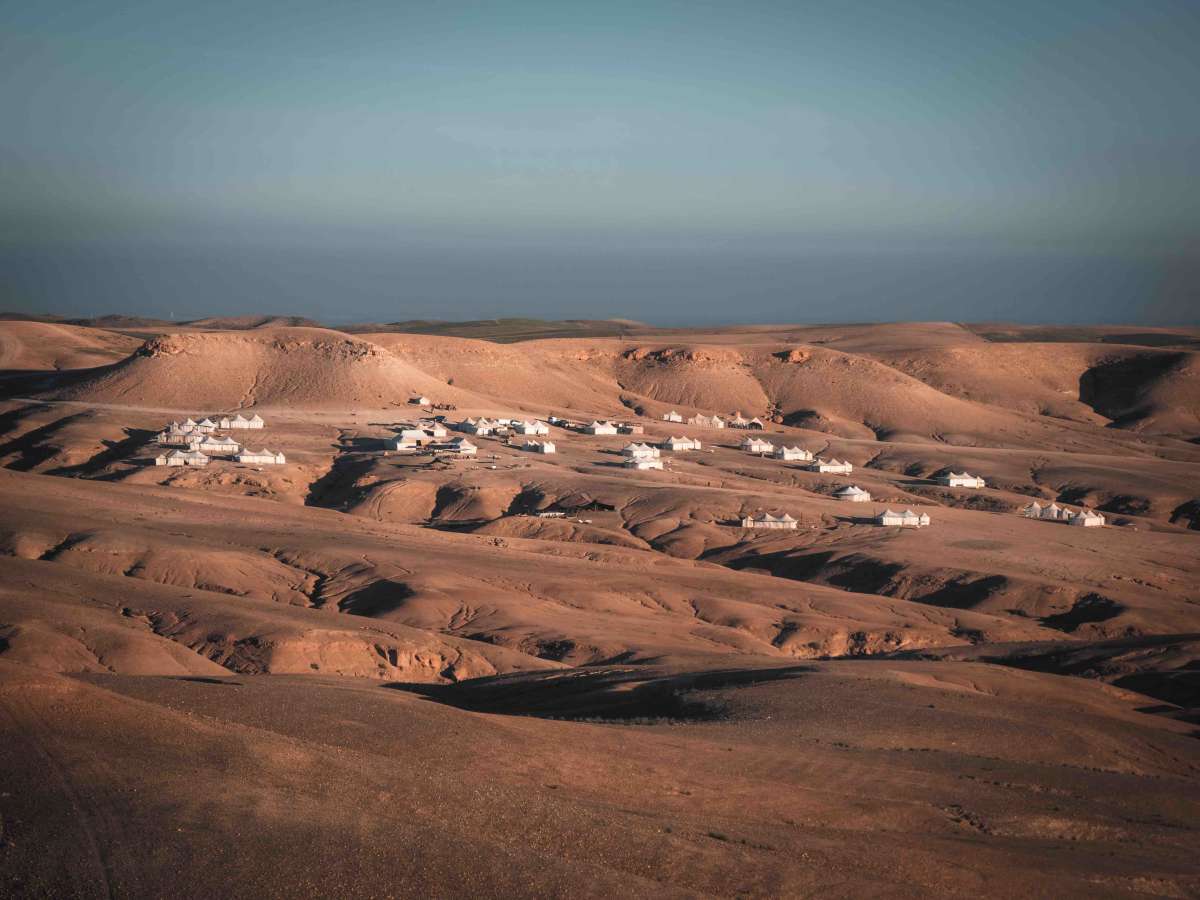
48;327;480;410
21;323;1198;444
866;341;1200;437
0;321;144;371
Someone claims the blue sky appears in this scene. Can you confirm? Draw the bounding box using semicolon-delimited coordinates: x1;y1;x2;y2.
2;0;1197;323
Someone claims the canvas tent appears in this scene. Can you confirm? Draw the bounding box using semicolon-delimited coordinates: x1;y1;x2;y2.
156;449;209;467
773;445;812;461
235;448;285;464
834;485;871;502
741;437;774;454
660;436;701;451
621;442;660;459
810;458;853;474
195;435;240;456
741;512;798;530
875;508;930;527
937;472;986;488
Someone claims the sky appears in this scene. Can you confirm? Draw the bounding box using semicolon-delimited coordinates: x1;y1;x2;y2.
2;0;1198;325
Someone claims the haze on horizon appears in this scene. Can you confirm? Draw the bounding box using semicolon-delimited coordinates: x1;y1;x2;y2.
2;0;1197;326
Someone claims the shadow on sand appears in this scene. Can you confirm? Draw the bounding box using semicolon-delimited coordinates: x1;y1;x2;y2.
384;664;812;723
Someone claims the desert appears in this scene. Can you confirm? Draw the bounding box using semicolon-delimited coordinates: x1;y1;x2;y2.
0;316;1197;897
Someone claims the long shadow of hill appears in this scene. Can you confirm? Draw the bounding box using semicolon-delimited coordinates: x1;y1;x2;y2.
385;664;811;723
47;427;157;478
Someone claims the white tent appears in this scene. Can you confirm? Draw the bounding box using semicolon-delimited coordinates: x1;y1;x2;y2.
1070;509;1105;527
584;421;619;435
661;410;683;423
235;448;285;465
937;472;986;488
875;508;930;527
523;440;556;454
1023;502;1104;527
621;442;660;459
514;420;551;435
660;436;700;451
810;458;853;474
458;417;494;435
389;428;432;450
156;430;193;446
773;445;812;461
741;512;798;530
218;414;264;429
156;449;209;467
741;437;775;454
617;422;645;434
196;435;240;455
834;485;871;502
687;414;725;429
